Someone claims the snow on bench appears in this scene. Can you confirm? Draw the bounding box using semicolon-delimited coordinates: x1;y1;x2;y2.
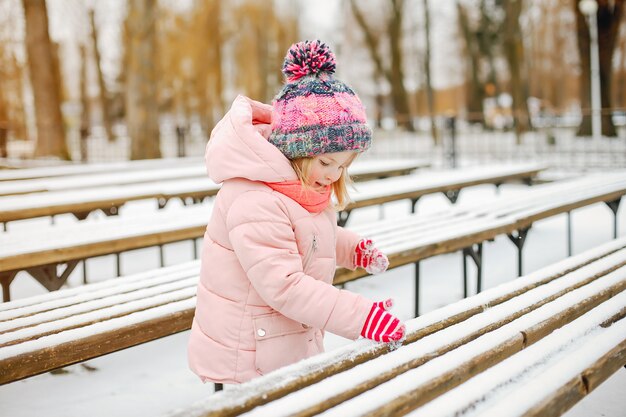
339;163;545;225
0;261;201;384
1;172;623;306
166;237;626;417
0;159;426;226
0;158;425;197
0;177;220;224
1;224;624;390
0;157;204;182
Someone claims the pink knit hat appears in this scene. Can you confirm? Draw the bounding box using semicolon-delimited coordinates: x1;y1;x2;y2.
268;40;372;160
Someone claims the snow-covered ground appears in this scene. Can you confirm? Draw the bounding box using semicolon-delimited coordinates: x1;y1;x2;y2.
1;180;625;416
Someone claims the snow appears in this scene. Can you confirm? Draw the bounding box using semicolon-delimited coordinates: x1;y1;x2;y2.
224;265;625;417
408;294;626;417
0;165;210;196
0;179;625;416
0;157;204;182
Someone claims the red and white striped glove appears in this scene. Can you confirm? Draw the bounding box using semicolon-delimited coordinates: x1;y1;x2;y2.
360;299;405;343
354;239;389;274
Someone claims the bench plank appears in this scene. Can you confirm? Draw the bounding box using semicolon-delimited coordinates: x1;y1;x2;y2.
1;235;624;388
162;240;626;417
0;159;426;223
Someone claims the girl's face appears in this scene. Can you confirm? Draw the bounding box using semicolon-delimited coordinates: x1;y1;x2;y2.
308;151;356;192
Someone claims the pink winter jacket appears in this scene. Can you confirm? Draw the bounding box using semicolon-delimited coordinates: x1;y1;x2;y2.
187;96;374;384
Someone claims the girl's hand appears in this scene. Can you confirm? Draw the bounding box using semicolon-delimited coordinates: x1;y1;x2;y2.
354;239;389;274
360;299;405;342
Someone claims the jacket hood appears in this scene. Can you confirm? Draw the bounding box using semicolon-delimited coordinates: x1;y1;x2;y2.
205;95;297;184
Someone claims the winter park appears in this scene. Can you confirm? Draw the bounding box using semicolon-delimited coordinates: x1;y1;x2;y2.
1;0;626;416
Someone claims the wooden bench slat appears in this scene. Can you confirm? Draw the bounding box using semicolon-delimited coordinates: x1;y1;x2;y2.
232;270;626;417
371;292;626;417
0;165;210;197
0;275;198;336
0;157;204;182
0;297;196;384
177;242;626;417
409;301;626;417
0;260;199;315
0;159;426;222
0;284;197;348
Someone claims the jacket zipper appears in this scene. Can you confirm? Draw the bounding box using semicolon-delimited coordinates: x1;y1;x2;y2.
302;235;317;270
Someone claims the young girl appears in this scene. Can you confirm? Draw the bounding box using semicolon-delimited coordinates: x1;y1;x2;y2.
188;40;405;386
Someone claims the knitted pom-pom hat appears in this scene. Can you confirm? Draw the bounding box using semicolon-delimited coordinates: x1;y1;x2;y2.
268;40;372;160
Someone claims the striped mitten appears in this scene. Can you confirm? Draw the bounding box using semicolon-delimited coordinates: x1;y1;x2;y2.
354;239;389;274
360;299;405;342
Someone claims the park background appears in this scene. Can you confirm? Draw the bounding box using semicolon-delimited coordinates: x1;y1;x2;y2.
0;0;625;416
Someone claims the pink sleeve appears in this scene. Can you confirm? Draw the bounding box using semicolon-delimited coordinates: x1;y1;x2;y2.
226;191;372;340
336;226;361;270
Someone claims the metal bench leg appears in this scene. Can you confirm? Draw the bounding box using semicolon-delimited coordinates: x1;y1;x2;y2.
159;245;165;267
337;211;351;227
567;211;573;256
605;198;621;238
507;227;531;277
411;197;421;213
2;222;7;232
158;198;168;209
193;239;198;259
116;253;121;277
83;259;88;284
414;261;420;317
463;243;483;296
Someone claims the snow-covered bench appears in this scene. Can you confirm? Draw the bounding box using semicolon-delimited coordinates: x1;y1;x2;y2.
340;172;626;314
0;159;426;228
0;173;623;306
0;157;204;182
165;237;626;417
0;158;426;197
0;158;426;183
339;163;545;226
0;178;623;384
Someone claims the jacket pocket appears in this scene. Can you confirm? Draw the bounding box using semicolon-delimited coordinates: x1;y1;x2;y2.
252;312;312;375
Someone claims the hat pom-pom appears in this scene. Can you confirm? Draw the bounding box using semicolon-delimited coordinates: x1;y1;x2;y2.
282;40;336;82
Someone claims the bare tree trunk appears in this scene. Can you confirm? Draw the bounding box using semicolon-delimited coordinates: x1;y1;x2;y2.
79;44;90;161
457;1;485;125
89;9;114;141
22;0;69;159
388;0;414;131
0;88;7;158
504;0;530;142
126;0;160;160
349;0;387;128
575;0;623;137
350;0;413;130
422;0;438;143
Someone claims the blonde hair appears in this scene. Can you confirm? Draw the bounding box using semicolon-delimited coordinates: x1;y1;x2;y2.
291;153;358;210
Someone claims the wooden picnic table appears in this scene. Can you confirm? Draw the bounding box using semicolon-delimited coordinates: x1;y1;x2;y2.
2;233;623;417
0;158;427;197
173;238;625;416
338;163;545;225
0;160;419;226
0;157;204;182
0;172;623;308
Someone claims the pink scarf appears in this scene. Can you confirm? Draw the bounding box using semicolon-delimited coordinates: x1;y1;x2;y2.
264;180;331;213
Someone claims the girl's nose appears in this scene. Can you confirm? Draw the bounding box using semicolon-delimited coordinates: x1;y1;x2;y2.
327;168;341;183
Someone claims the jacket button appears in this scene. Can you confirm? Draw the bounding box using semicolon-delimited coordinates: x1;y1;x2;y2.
302;324;310;329
257;329;266;337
